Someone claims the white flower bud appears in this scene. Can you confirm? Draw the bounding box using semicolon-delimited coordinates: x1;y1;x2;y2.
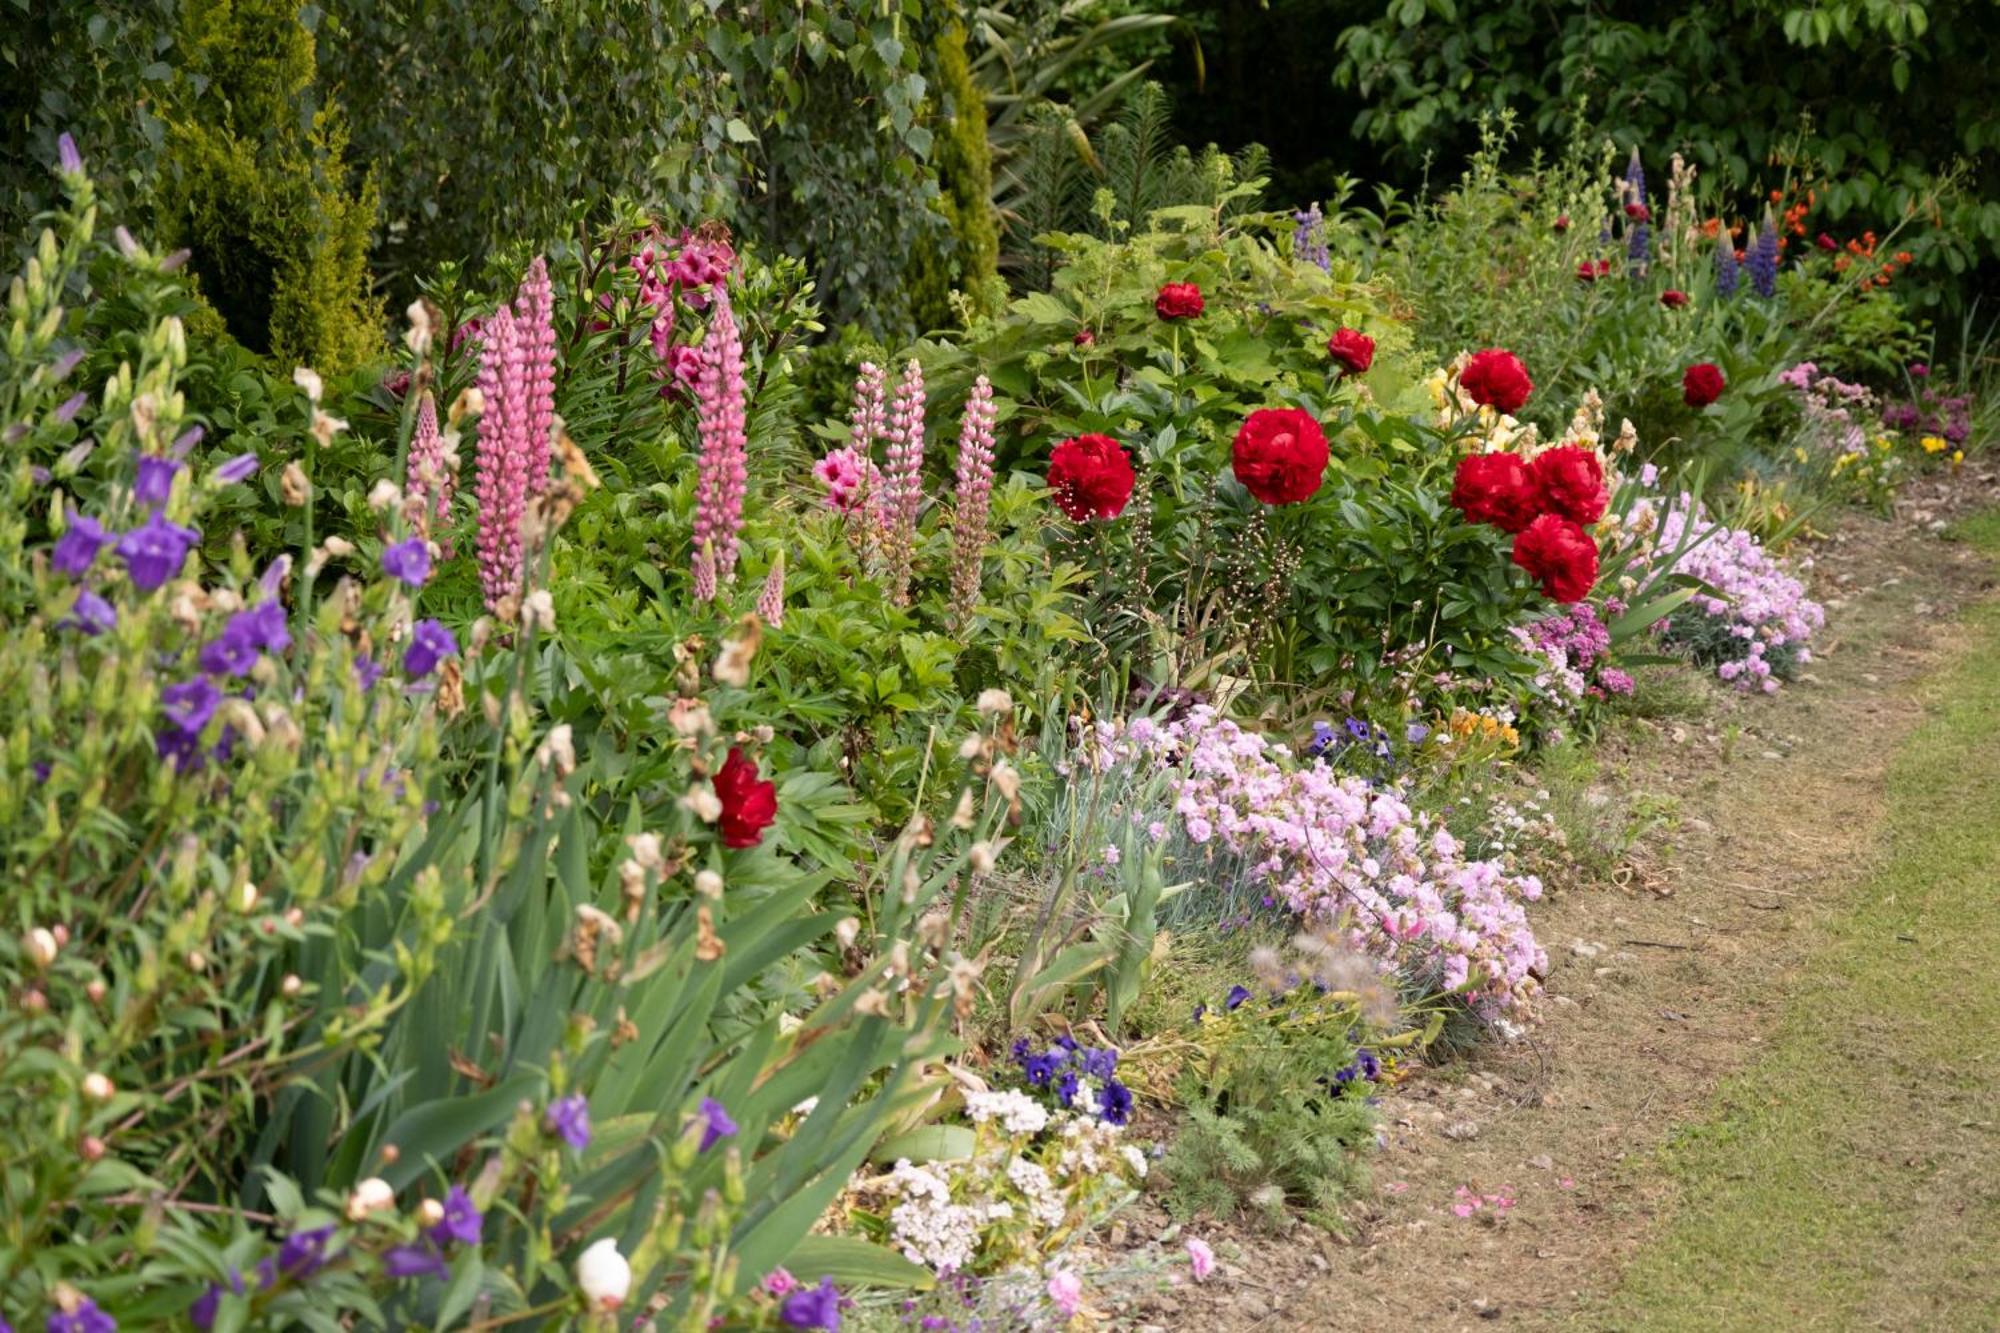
522;589;556;632
682;782;722;824
694;870;723;900
25;927;59;969
576;1237;631;1311
281;974;303;997
236;882;260;913
975;688;1013;717
293;366;324;403
416;1197;446;1229
81;1072;114;1102
346;1176;395;1221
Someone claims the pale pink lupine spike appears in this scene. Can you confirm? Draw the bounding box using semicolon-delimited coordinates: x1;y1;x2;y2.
404;390;456;534
756;550;785;627
691;289;749;583
845;362;889;547
693;538;718;604
516;257;557;497
473;305;532;614
949;375;997;617
882;358;927;603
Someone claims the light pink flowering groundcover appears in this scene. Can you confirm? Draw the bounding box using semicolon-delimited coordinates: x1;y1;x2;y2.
1080;709;1547;1021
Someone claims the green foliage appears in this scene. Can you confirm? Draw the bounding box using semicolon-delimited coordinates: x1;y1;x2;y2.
155;0;383;374
934;23;1005;320
1332;0;2000;308
1163;990;1379;1230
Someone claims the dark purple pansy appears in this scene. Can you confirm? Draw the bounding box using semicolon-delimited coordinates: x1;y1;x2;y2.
1224;985;1252;1011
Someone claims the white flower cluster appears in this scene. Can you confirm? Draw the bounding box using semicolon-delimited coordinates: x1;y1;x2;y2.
964;1088;1050;1136
1005;1157;1066;1229
886;1159;1008;1273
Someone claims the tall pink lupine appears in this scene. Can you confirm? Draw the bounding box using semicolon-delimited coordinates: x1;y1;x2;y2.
882;358;926;603
756;550;785;627
691;289;749;585
845;362;888;542
517;257;557;497
949;375;997;618
692;538;718;604
404;390;455;535
474;304;533;614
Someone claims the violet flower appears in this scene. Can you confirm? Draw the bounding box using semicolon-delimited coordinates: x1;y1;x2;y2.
66;590;116;637
1748;215;1780;298
45;1298;115;1333
403;618;457;678
380;537;432;587
135;455;179;508
213;452;259;485
275;1226;335;1279
52;512;110;577
115;511;199;591
54;391;87;425
779;1277;844;1330
431;1185;483;1247
381;1244;449;1280
697;1096;737;1152
546;1093;591;1150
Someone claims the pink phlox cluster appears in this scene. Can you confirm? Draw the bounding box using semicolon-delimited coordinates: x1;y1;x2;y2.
950;375;998;615
691;289;749;585
1779;361;1876;455
1514;601;1633;704
1077;709;1546;1020
1654;495;1824;692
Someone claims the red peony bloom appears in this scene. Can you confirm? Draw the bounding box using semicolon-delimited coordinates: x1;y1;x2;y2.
1328;328;1376;376
715;747;778;849
1817;232;1838;252
1576;259;1611;282
1048;433;1136;520
1232;408;1329;506
1659;289;1689;308
1553;214;1571;233
1683;362;1726;408
1073;328;1095;346
1154;282;1204;321
1529;446;1610;525
1511;514;1600;604
1450;451;1541;533
1459;349;1534;414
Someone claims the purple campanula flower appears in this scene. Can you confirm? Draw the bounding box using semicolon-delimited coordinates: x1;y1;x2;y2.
115;511;199;591
403;618;457;678
45;1298;115;1333
380;537;431;587
50;347;84;381
241;601;290;653
259;554;292;598
1098;1077;1133;1126
57;132;83;175
52;512;110;577
382;1244;449;1280
135;455;180;508
67;589;117;636
54;391;87;424
1225;984;1252;1011
190;1271;245;1331
779;1276;844;1330
214;452;259;484
162;678;222;735
276;1225;335;1278
171;426;205;460
698;1096;738;1151
199;617;262;676
354;654;384;691
546;1093;591;1150
431;1184;483;1247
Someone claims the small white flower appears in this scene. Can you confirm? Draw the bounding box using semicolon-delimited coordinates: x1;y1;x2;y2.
681;782;722;824
24;927;59;969
80;1072;114;1102
522;589;557;632
974;688;1013;717
293;366;324;403
346;1177;396;1221
575;1237;631;1311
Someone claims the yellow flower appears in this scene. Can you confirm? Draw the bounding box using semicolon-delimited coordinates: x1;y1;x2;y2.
1792;447;1809;464
1922;435;1948;454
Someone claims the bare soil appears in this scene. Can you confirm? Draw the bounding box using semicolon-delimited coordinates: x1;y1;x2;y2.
1093;468;2000;1332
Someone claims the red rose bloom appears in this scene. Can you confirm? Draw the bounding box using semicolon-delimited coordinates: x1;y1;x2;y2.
1450;452;1541;533
1048;433;1136;520
1328;328;1375;376
1683;362;1726;408
1459;348;1534;414
1529;446;1609;525
1817;232;1838;252
715;746;778;849
1154;282;1204;321
1659;288;1689;308
1511;514;1600;604
1231;407;1329;506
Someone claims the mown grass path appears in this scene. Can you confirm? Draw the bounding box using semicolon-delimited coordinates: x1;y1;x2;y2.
1599;510;2000;1330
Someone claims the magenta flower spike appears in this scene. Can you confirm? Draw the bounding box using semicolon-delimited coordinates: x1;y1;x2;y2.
473;304;531;614
691;289;749;584
517;257;557;496
405;390;454;534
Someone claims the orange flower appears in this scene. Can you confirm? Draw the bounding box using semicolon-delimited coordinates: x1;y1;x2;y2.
1834;256;1851;272
1769;188;1784;202
1895;250;1913;263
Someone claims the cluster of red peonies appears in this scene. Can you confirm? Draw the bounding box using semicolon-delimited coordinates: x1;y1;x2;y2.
1451;444;1606;603
1458;349;1534;415
1232;408;1329;505
1154;282;1204;321
1682;362;1726;408
1327;328;1375;376
715;746;778;848
1660;289;1690;309
1048;433;1138;520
